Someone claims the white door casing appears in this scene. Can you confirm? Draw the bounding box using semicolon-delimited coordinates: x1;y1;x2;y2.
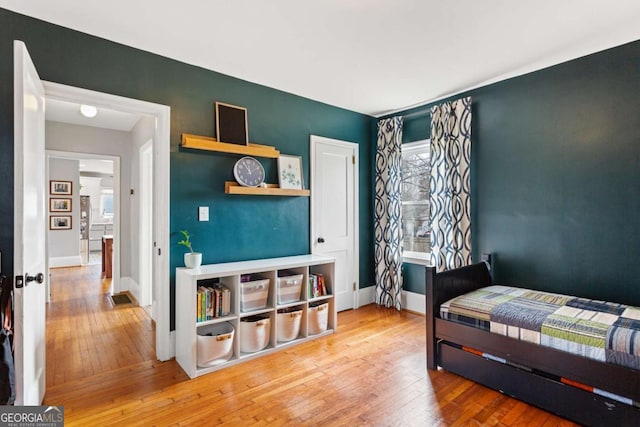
13;40;47;405
139;140;153;310
310;135;359;312
153;111;171;361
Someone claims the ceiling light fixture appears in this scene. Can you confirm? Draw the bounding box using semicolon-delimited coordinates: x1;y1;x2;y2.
80;104;98;118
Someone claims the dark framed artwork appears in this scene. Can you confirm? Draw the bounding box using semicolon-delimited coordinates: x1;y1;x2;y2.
50;215;72;230
50;198;72;212
50;180;72;195
215;102;248;145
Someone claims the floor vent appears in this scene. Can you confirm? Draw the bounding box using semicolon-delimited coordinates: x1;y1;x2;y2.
111;293;133;305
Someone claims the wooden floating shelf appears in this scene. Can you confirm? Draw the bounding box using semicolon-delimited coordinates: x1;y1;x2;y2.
181;133;280;158
225;181;310;197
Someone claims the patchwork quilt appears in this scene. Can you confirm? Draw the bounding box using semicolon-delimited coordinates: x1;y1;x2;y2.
440;285;640;370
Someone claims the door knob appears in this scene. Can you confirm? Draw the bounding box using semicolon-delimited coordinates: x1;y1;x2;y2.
317;237;325;243
26;272;45;284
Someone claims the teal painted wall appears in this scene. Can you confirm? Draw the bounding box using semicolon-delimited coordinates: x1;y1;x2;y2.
401;263;425;294
402;112;430;144
0;9;374;329
393;40;640;303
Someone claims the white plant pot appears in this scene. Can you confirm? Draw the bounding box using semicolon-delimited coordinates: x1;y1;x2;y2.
184;252;202;268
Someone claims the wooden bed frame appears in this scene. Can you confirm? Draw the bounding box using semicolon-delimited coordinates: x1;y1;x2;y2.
425;258;640;426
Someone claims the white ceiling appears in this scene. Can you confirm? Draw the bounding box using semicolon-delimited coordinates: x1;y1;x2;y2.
79;159;113;175
3;1;640;116
46;98;143;131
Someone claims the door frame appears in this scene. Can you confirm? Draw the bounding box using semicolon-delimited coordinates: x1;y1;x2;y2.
310;135;360;309
45;150;121;298
139;139;154;310
42;81;172;361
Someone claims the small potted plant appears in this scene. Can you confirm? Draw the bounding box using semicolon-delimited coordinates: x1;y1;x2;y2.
178;230;202;268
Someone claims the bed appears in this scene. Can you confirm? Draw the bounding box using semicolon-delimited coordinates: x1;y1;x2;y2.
425;257;640;426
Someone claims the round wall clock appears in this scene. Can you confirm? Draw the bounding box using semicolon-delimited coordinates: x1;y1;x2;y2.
233;156;265;187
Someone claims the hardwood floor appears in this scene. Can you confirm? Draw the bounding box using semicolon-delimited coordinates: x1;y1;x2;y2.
46;264;154;386
43;266;577;426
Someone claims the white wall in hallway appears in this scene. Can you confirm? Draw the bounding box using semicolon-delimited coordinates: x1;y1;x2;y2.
48;157;81;267
129;116;155;290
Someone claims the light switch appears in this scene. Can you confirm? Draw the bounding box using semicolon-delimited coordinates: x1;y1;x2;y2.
198;206;209;221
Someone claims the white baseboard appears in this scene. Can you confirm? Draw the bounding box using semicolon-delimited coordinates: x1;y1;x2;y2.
120;276;137;297
402;290;425;314
49;255;82;268
358;285;376;307
169;330;176;359
357;286;425;314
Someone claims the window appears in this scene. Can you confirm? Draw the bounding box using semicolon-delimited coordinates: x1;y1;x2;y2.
401;140;430;262
100;190;114;218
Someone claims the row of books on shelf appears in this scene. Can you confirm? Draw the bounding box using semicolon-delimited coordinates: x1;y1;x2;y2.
197;284;231;322
308;273;328;298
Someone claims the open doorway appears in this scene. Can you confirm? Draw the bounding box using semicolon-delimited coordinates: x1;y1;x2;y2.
79;159;116;267
46;151;119;290
42;81;171;361
13;41;170;405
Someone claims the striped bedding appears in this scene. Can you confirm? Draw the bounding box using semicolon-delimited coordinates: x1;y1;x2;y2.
441;285;640;406
440;285;640;370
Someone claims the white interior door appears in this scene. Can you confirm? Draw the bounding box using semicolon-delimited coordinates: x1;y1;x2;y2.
310;135;358;312
13;40;47;405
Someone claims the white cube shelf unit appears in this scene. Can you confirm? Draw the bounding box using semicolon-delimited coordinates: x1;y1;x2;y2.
176;254;336;378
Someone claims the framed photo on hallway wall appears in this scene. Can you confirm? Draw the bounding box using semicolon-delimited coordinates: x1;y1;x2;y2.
50;180;72;195
50;198;72;212
50;215;72;230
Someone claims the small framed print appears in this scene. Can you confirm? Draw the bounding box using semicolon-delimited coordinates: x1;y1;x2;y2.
50;215;72;230
50;180;72;195
50;198;72;212
277;154;304;190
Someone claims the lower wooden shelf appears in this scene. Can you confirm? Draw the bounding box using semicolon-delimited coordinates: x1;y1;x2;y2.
225;181;310;196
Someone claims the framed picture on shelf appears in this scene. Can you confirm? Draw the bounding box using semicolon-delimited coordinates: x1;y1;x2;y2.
277;155;304;190
50;180;72;195
50;198;72;212
50;215;72;230
215;102;248;145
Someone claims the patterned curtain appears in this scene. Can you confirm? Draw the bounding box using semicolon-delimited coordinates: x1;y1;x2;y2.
374;117;404;310
429;97;472;272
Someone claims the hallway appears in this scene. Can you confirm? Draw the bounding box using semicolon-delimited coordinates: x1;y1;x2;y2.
45;264;155;387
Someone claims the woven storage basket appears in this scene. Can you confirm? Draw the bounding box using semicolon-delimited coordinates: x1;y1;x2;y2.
196;322;234;367
240;277;269;312
308;302;329;335
240;315;271;353
276;308;303;342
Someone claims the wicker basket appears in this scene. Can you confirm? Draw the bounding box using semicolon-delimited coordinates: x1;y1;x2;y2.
240;315;271;353
308;302;329;335
276;308;303;342
196;322;234;367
